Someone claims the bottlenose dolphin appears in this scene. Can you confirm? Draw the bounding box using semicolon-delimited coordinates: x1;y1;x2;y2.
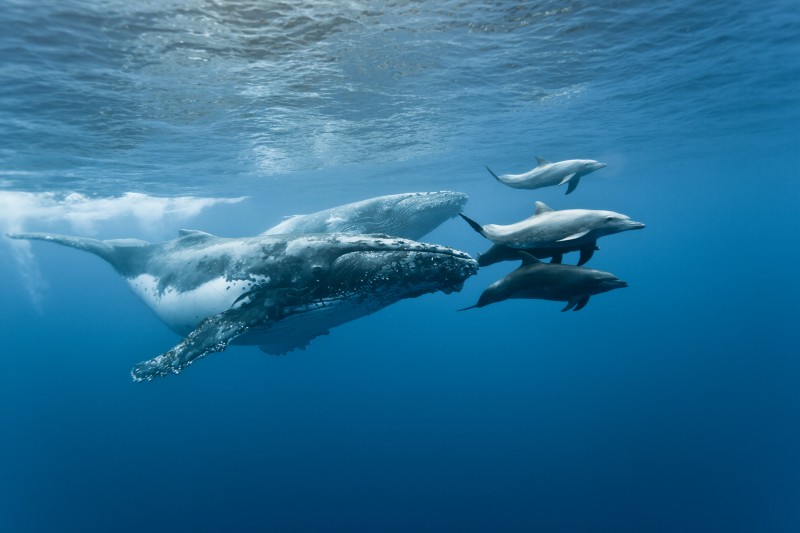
262;191;468;240
8;231;477;380
477;242;600;267
460;201;644;260
486;157;606;194
460;253;627;312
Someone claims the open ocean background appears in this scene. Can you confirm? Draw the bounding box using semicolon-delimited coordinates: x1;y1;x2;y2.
1;1;799;531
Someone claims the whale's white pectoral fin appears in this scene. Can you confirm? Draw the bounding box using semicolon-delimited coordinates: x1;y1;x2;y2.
558;172;577;186
130;300;271;381
557;230;590;242
535;156;551;166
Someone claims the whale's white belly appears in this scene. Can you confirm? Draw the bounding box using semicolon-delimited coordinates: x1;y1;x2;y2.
126;274;255;335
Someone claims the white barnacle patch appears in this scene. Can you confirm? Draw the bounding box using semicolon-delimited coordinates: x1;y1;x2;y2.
126;274;255;335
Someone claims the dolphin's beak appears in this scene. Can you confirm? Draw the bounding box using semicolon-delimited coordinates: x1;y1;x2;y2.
629;221;646;230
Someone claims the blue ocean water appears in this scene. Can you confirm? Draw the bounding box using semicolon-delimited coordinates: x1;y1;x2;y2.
1;0;798;531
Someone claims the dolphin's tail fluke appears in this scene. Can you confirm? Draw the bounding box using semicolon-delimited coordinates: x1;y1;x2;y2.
486;166;501;182
6;232;147;269
458;214;487;238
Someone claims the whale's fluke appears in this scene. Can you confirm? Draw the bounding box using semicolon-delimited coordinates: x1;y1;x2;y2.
7;232;148;269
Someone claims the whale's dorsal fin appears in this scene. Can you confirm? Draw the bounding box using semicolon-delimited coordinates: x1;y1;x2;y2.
534;201;555;215
177;229;215;242
535;156;551;166
178;229;213;237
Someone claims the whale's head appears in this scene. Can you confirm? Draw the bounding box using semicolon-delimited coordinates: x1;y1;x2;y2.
282;233;478;305
261;191;468;241
363;191;469;240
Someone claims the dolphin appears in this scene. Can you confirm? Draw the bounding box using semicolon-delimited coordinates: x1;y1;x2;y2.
8;231;477;380
261;191;468;240
459;201;644;260
460;253;627;312
477;242;600;267
486;157;606;194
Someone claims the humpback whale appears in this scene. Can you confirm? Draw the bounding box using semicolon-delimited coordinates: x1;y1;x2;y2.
486;157;606;194
8;231;477;380
460;253;627;312
262;191;468;239
460;201;644;260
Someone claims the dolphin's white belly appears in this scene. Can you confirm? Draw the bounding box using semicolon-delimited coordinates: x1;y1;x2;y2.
126;274;254;335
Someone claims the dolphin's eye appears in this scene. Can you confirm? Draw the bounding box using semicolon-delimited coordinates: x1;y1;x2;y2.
606;216;615;221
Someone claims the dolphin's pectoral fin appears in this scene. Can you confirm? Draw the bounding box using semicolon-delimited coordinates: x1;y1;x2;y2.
577;242;596;266
130;295;277;381
573;295;590;311
561;295;590;312
550;253;563;264
558;172;577;186
565;176;581;194
557;230;590;242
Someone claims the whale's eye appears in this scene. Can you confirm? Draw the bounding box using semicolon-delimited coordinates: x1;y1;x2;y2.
311;265;325;278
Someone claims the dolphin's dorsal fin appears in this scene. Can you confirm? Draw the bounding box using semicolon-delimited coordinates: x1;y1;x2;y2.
534;201;555;215
177;229;215;241
557;230;590;242
535;156;551;166
518;251;543;266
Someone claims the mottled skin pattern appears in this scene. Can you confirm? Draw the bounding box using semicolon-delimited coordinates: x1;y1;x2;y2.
8;230;477;380
262;191;468;240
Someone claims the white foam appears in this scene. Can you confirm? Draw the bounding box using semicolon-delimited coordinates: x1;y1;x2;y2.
0;190;246;309
0;190;245;235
